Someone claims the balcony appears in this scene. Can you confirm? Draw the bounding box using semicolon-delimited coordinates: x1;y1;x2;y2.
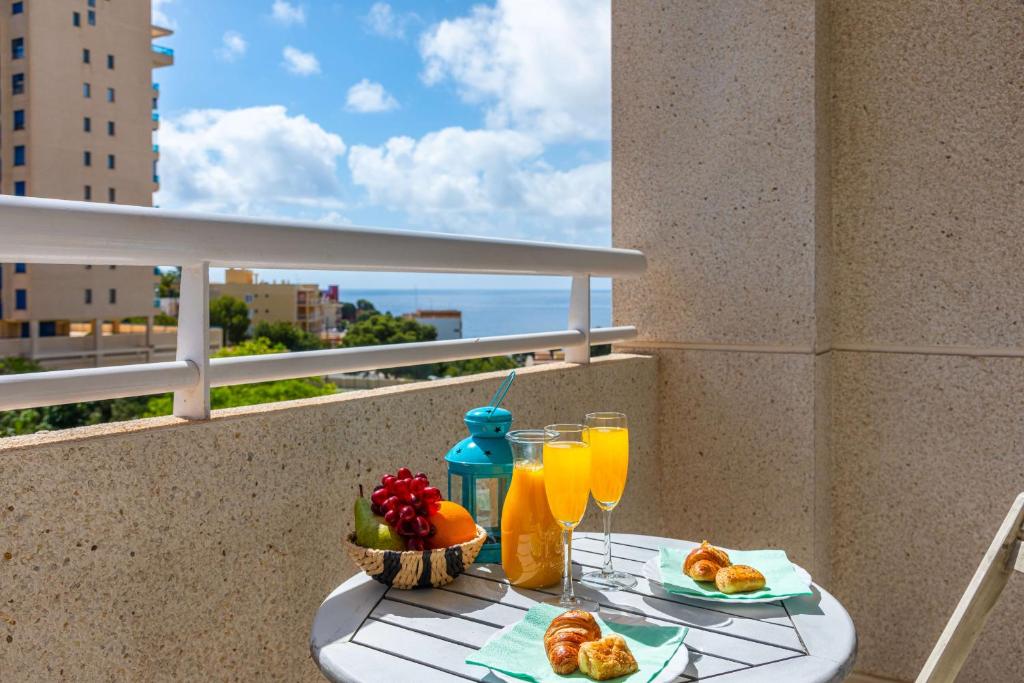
151;44;174;68
1;4;1021;682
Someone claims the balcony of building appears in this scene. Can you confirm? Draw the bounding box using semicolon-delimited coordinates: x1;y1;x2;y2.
2;3;1022;683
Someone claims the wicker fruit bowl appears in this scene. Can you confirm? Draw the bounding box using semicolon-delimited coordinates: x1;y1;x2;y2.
344;524;487;589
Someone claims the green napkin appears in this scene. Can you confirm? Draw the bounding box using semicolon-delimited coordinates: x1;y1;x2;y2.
658;546;813;601
466;603;687;683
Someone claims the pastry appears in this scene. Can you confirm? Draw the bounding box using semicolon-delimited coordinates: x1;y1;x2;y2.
715;564;766;594
544;610;601;675
577;635;640;680
684;540;731;581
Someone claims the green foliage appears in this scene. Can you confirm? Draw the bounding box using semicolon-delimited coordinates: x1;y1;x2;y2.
158;268;181;297
354;299;379;321
155;313;177;326
209;295;250;344
440;355;518;377
0;357;43;375
252;320;323;351
142;336;334;417
340;301;356;320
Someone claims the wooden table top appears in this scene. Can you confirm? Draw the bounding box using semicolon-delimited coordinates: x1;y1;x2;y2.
311;532;857;682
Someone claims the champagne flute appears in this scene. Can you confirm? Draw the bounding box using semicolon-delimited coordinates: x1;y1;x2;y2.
542;423;592;607
580;412;637;590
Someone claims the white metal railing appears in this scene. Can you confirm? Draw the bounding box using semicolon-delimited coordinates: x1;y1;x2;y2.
0;196;646;417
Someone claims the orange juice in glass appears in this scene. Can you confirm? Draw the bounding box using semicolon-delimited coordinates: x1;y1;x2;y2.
543;424;592;607
501;430;563;588
580;412;637;590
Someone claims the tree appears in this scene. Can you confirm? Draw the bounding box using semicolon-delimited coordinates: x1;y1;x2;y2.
342;313;439;378
355;299;379;321
158;268;181;297
440;356;518;377
142;338;334;416
252;320;323;351
209;295;250;344
340;301;356;321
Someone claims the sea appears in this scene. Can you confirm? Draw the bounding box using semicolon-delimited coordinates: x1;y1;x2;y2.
343;289;612;338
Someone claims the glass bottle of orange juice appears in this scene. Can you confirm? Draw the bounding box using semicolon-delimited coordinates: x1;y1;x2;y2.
500;430;563;588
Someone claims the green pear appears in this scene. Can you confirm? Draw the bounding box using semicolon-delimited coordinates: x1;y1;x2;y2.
354;498;405;551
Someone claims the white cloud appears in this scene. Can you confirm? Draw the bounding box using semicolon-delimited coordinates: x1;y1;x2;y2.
345;79;399;113
282;46;320;76
152;0;175;28
348;127;609;241
217;31;247;62
420;0;610;142
155;106;347;215
364;2;412;39
271;0;305;26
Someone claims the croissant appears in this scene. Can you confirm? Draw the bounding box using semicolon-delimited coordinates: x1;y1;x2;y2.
684;540;731;581
715;564;766;594
543;610;601;675
578;635;640;680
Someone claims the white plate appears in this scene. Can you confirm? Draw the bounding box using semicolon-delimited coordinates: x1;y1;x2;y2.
642;556;813;605
476;609;690;683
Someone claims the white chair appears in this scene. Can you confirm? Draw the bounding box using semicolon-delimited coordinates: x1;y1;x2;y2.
916;492;1024;683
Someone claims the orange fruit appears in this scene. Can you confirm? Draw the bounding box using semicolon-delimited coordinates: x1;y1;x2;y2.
427;501;478;549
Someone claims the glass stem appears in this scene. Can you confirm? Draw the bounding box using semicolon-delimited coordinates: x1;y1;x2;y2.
562;528;574;603
602;507;614;577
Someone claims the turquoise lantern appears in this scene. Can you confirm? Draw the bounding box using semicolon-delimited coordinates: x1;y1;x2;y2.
445;405;513;564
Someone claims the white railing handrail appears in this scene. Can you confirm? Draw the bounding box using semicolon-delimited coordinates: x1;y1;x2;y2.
0;196;646;277
0;196;647;418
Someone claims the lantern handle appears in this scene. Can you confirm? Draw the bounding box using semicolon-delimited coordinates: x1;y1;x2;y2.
487;370;516;414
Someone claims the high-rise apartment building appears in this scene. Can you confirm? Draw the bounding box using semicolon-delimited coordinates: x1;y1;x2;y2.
0;1;172;340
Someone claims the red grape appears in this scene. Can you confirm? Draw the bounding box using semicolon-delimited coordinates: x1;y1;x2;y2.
393;480;411;500
397;467;413;480
383;496;399;511
407;537;425;551
370;503;382;515
373;483;384;492
399;505;415;521
397;518;416;536
413;516;430;537
381;474;396;488
415;472;428;481
408;494;420;507
422;487;441;502
428;523;437;537
370;488;389;506
383;509;399;526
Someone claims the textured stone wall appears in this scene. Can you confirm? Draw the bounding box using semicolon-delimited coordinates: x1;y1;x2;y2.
614;1;1024;681
0;355;659;681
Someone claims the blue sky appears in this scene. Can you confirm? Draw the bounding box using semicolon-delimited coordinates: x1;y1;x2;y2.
151;0;611;290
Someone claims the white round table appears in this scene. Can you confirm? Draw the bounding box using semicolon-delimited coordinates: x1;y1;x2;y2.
310;533;857;682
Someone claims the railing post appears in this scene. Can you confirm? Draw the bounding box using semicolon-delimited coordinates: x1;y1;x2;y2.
173;262;210;419
565;274;591;364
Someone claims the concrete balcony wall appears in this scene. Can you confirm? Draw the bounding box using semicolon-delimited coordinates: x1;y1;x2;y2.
0;355;659;681
613;1;1024;682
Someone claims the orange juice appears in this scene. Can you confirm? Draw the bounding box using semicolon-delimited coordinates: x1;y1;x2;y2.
542;441;592;526
500;463;563;588
589;426;629;509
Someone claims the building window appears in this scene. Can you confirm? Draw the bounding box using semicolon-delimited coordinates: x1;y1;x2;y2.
106;87;115;102
84;185;92;201
13;109;25;130
85;289;93;304
13;145;25;166
73;11;80;27
11;37;23;59
83;48;91;64
108;289;117;304
15;263;26;273
83;116;91;132
107;121;115;136
88;0;96;6
107;154;115;169
83;82;91;98
12;73;24;95
108;187;116;203
84;151;92;166
15;289;26;310
107;54;114;69
87;10;95;26
12;2;23;15
14;181;26;196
